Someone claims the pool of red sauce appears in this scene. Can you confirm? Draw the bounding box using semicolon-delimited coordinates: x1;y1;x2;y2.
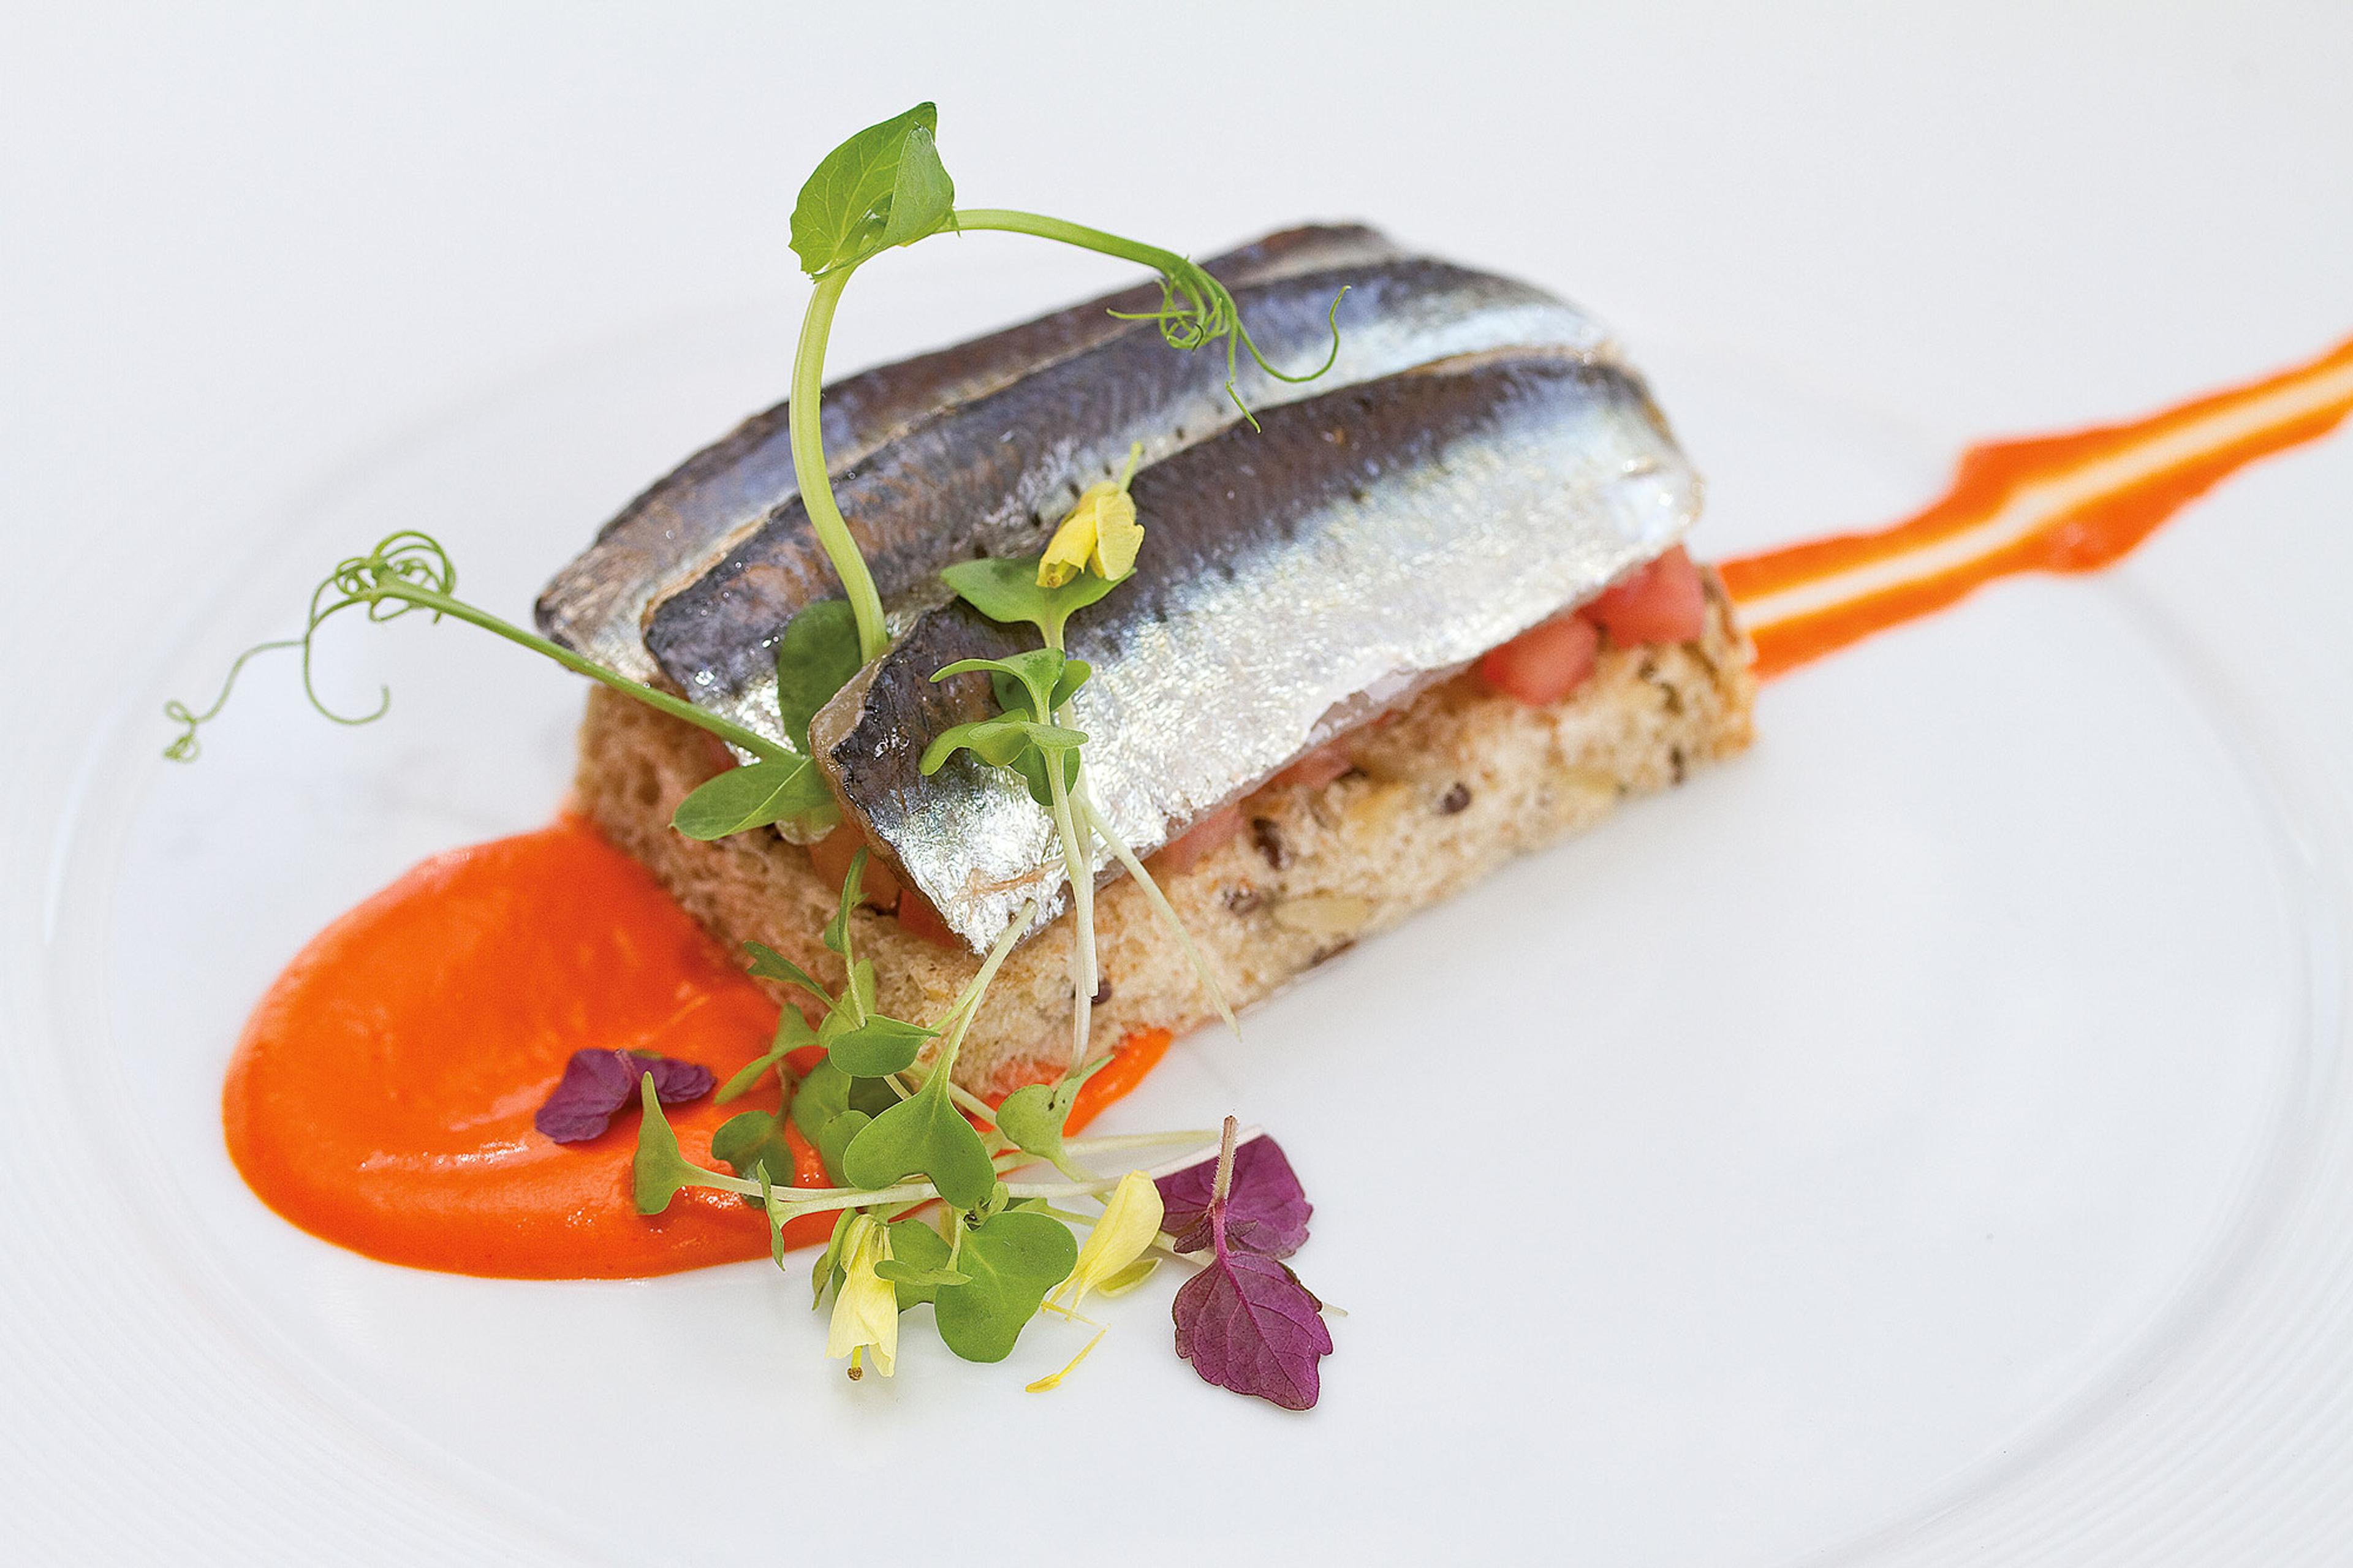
224;335;2352;1280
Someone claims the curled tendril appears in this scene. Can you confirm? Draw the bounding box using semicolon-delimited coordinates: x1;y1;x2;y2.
1107;262;1349;429
162;531;461;762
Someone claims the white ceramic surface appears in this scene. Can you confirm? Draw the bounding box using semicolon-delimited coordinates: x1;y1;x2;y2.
7;5;2353;1562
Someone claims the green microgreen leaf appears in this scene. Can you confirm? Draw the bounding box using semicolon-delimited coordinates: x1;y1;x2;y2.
787;1057;901;1145
775;599;865;752
670;754;837;840
824;1015;935;1078
938;555;1126;649
841;1074;996;1210
876;1220;968;1308
823;848;868;957
877;123;956;251
710;1109;798;1195
930;1209;1079;1363
631;1074;724;1215
934;648;1075;719
995;1054;1113;1166
789;102;952;276
816;1109;872;1187
811;1208;858;1308
717;1003;816;1104
744;941;833;1008
919;716;1086;777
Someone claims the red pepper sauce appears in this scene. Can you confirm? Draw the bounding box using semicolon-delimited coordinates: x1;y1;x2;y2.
1722;333;2353;678
224;816;1172;1278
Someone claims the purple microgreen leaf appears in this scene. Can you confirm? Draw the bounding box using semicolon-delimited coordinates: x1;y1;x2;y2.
1171;1249;1332;1411
1156;1135;1312;1258
534;1048;714;1143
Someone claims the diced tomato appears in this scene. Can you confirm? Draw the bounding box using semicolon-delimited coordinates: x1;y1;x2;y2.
894;888;963;951
1583;545;1707;647
1477;610;1600;706
1151;803;1245;876
1266;741;1352;793
807;828;903;911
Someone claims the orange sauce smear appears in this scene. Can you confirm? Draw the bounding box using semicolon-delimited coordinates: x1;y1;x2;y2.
224;814;1171;1278
1721;333;2353;678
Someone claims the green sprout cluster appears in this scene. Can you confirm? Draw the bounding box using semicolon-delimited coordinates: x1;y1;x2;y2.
165;100;1340;1389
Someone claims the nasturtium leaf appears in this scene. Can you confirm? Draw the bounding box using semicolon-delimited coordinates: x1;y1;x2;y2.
789;102;942;276
775;599;865;751
841;1077;996;1209
710;1109;798;1191
939;555;1124;648
671;755;835;840
535;1048;714;1143
1156;1135;1312;1258
1171;1249;1332;1411
631;1076;723;1215
816;1109;871;1187
745;941;833;1007
877;122;955;251
930;1210;1078;1363
825;1015;935;1077
876;1219;965;1308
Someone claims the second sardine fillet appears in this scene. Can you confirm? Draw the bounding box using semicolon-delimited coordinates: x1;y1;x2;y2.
813;350;1700;952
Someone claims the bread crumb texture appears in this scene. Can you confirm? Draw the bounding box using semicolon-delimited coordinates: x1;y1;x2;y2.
575;573;1755;1095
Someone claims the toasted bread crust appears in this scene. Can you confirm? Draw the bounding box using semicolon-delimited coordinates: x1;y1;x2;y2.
574;572;1754;1094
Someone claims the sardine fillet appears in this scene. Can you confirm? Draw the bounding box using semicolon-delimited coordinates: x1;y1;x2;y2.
535;224;1404;683
640;257;1611;746
819;352;1699;952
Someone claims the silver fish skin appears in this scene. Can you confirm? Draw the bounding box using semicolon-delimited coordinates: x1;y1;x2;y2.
643;257;1614;745
533;224;1405;683
814;351;1700;953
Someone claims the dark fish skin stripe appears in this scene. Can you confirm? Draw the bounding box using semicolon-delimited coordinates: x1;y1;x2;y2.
532;224;1400;680
644;257;1604;729
814;350;1691;945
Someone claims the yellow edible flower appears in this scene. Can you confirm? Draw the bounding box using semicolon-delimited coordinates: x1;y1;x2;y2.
1036;444;1145;588
825;1215;898;1381
1028;1172;1163;1393
1052;1168;1164;1312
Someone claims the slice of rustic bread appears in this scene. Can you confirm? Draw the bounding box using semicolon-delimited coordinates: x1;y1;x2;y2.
573;570;1756;1096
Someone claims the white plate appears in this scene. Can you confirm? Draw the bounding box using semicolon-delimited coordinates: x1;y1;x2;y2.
8;7;2353;1563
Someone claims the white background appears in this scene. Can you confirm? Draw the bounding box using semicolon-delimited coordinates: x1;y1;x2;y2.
6;3;2353;1562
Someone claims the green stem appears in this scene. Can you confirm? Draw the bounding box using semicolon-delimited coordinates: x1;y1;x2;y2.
788;263;891;662
383;585;795;763
1044;755;1096;1071
951;209;1187;276
1075;782;1237;1035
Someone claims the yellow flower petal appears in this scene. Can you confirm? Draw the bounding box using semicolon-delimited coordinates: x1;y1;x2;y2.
1037;486;1113;588
825;1216;898;1377
1055;1169;1162;1311
1086;490;1142;581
